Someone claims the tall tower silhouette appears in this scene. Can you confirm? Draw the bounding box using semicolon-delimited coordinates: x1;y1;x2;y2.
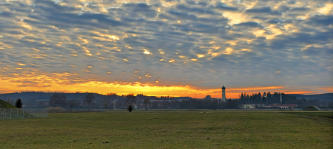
222;86;226;102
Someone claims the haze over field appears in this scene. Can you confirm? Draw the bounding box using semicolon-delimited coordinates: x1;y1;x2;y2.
0;0;332;98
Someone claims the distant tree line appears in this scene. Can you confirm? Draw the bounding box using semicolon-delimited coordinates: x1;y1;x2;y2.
43;92;332;110
239;92;298;104
48;93;153;110
3;91;332;111
49;93;97;109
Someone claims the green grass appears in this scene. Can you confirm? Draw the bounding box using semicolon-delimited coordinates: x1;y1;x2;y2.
0;111;332;149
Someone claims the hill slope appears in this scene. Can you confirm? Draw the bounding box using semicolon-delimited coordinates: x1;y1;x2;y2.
0;99;15;108
290;93;333;101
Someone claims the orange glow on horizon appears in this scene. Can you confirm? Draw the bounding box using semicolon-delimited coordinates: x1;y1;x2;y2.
0;72;325;99
320;87;333;93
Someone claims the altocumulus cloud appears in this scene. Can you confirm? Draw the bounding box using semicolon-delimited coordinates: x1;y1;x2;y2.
0;0;332;94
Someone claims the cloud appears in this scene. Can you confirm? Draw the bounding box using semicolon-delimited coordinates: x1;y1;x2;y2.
176;4;218;15
31;1;124;29
235;22;262;28
121;3;157;18
215;2;238;11
0;0;332;96
246;7;281;15
307;15;333;26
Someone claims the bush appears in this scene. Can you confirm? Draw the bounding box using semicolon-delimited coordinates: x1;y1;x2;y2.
128;105;133;112
15;99;22;108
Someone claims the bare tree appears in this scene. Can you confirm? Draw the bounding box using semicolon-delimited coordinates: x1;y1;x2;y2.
144;98;151;110
50;94;67;108
126;94;136;111
68;100;79;111
84;93;95;109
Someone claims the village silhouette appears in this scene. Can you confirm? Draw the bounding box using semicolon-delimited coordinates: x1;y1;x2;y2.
1;85;331;114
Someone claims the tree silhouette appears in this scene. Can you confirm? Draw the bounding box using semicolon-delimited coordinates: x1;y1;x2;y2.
128;105;133;112
50;94;67;107
15;98;22;108
84;93;95;109
144;98;151;110
68;100;79;111
126;94;136;105
126;95;136;112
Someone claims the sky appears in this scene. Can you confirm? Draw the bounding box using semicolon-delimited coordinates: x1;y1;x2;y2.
0;0;332;98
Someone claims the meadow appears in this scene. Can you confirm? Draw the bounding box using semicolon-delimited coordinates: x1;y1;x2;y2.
0;111;332;149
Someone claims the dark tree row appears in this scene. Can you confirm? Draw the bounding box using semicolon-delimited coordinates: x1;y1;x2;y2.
239;92;297;104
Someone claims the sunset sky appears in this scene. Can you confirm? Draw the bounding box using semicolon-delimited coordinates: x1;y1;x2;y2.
0;0;332;98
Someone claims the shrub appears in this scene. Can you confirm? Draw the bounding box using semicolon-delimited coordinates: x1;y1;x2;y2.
128;105;133;112
15;99;22;108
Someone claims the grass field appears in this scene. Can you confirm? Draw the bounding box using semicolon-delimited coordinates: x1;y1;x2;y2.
0;111;332;149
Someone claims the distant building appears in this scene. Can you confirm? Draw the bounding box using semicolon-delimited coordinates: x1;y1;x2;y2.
241;104;256;109
222;85;226;102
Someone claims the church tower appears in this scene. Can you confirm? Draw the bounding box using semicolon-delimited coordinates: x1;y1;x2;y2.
222;85;226;102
